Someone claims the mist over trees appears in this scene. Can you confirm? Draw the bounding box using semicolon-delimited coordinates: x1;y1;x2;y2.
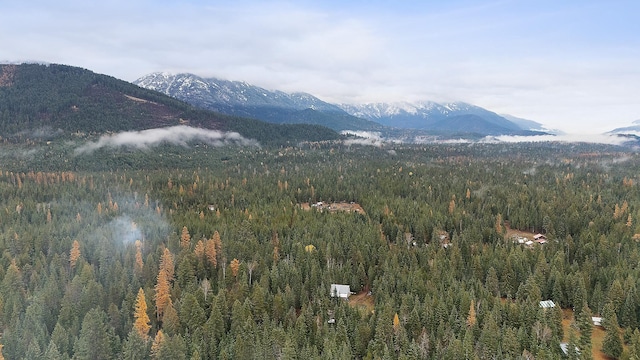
0;141;640;359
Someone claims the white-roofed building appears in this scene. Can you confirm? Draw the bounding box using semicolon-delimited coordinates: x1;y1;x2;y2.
330;284;351;299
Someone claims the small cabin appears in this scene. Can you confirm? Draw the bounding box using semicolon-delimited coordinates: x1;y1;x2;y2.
592;317;603;326
330;284;351;299
539;300;556;309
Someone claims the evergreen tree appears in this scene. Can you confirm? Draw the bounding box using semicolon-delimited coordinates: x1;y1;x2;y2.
601;312;623;359
73;308;118;360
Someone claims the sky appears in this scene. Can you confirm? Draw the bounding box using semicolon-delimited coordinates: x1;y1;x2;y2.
2;0;639;134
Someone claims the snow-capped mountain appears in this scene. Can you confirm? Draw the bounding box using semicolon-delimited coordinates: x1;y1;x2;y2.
134;73;383;132
134;72;546;137
338;101;522;133
135;72;342;111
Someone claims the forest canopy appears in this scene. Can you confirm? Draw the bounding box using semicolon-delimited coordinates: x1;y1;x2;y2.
0;140;639;359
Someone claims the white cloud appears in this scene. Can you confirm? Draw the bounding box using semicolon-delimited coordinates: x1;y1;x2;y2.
2;0;640;134
75;126;258;154
482;133;629;146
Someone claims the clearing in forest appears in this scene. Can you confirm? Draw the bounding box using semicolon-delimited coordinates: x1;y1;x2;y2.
348;290;375;314
300;201;366;215
560;308;621;360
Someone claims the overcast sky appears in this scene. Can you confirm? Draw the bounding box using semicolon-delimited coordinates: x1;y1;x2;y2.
2;0;639;134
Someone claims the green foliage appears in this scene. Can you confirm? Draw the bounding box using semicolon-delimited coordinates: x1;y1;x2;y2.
0;140;640;358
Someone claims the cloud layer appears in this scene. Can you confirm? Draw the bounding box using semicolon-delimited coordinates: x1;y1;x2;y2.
2;0;640;134
75;126;258;154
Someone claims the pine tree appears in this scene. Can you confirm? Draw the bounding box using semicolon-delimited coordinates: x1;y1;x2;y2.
73;308;118;360
122;330;150;360
601;312;623;359
133;288;151;339
575;303;592;360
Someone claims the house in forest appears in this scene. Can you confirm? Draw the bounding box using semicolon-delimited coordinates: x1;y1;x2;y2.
534;234;548;244
539;300;556;308
592;317;603;326
534;234;547;241
330;284;351;299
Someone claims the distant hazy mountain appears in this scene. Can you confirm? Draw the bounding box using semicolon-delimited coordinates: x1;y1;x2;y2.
134;73;383;132
610;120;640;135
338;101;545;135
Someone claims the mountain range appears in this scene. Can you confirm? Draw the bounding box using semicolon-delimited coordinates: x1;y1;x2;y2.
133;72;383;132
134;72;548;137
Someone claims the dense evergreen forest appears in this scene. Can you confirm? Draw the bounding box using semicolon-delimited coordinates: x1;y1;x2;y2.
1;140;640;359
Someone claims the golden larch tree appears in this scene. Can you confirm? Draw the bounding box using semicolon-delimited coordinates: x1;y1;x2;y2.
230;258;241;278
194;239;205;258
467;299;476;327
69;240;81;269
393;313;401;332
133;288;151;339
205;238;217;268
151;329;165;358
159;248;174;282
180;226;191;249
134;240;144;274
154;268;172;322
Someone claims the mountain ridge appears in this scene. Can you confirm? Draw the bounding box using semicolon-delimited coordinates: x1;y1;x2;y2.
134;72;383;132
134;72;546;137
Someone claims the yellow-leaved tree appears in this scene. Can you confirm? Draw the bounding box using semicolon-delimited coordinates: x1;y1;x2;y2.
134;240;144;274
194;239;205;259
159;248;174;282
393;313;401;332
230;258;241;278
155;248;174;322
69;240;81;269
180;226;191;249
151;329;165;358
154;268;171;322
133;288;151;339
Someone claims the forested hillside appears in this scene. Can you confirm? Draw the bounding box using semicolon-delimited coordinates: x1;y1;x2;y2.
0;141;639;359
0;63;339;146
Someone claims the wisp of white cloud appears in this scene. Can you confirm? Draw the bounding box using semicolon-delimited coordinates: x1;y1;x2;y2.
75;125;258;154
481;133;629;145
341;130;386;147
